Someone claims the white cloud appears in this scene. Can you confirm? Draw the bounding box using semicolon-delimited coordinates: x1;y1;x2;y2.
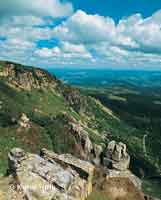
35;48;54;58
0;0;73;18
9;16;44;26
117;10;161;53
0;6;161;68
53;10;116;43
61;42;90;55
53;9;161;53
0;23;53;42
3;38;35;49
35;42;93;62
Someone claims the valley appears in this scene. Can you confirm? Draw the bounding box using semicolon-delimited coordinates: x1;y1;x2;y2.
49;68;161;198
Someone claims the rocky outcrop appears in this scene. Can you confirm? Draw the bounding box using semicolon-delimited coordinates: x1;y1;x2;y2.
68;121;93;159
57;84;87;113
0;61;87;115
103;140;142;191
0;61;57;90
5;148;95;200
18;113;30;128
52;113;94;162
104;140;130;171
58;114;104;166
92;144;103;166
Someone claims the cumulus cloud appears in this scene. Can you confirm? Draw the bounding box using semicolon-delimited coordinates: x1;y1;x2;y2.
53;9;161;54
53;10;116;43
117;11;161;54
35;42;93;62
0;0;73;18
0;5;161;68
52;9;161;67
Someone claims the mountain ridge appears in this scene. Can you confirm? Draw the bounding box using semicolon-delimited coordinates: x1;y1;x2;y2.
0;60;160;199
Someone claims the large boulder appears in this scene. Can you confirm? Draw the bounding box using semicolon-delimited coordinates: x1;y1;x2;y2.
104;141;130;171
6;148;94;200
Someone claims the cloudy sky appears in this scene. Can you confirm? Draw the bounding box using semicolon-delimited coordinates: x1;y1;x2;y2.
0;0;161;68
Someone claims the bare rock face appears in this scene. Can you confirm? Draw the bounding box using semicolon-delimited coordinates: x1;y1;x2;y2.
104;140;130;171
6;148;94;200
0;62;57;91
92;144;103;166
69;121;93;159
68;120;103;166
18;113;30;128
57;83;87;113
41;148;94;195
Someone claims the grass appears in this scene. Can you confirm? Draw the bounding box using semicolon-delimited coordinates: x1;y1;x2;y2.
0;125;53;174
0;78;69;173
0;61;160;199
108;94;127;102
87;190;110;200
142;178;161;199
82;86;161;176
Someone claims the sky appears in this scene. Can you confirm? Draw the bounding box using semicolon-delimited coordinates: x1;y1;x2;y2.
0;0;161;69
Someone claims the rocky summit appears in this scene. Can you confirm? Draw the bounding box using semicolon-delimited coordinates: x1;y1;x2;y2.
0;148;94;200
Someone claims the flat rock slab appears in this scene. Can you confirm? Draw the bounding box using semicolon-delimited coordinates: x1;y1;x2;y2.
5;148;95;200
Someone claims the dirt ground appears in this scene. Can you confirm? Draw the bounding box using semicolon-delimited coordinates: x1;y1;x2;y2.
103;177;145;200
88;168;145;200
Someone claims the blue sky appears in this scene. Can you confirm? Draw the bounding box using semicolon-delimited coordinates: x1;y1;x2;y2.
0;0;161;69
71;0;161;22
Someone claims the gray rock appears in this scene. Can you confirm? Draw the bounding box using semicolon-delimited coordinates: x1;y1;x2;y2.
7;148;94;200
8;148;26;173
112;143;122;161
104;140;130;171
18;113;30;128
41;148;94;181
107;141;116;153
93;144;103;166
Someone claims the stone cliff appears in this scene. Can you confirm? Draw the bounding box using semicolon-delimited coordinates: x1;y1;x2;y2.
0;61;57;90
0;61;87;113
